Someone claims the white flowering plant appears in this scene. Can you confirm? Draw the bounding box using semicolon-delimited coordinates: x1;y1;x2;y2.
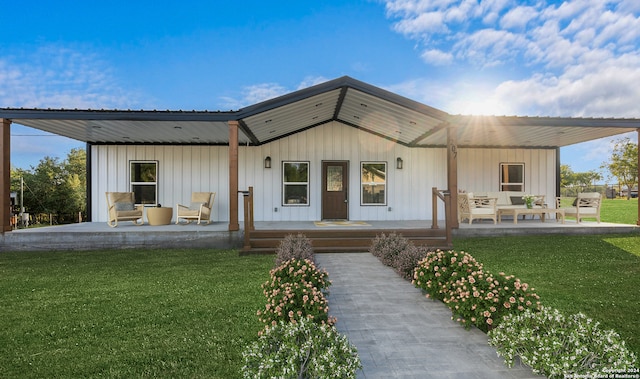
522;194;536;208
242;318;362;379
488;306;638;379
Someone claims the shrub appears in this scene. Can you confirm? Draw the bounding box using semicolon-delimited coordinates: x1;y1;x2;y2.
275;233;314;266
242;318;362;379
445;270;541;332
488;306;638;379
394;245;430;280
258;259;335;330
413;250;483;301
413;250;541;332
369;232;412;267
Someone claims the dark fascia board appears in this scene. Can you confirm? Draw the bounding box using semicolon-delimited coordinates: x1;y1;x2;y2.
0;108;237;122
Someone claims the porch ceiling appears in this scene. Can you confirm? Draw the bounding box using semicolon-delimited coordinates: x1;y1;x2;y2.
1;76;639;148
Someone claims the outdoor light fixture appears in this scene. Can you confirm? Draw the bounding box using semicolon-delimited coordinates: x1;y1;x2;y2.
264;156;272;169
396;157;403;170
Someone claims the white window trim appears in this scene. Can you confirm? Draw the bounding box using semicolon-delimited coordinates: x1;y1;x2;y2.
282;161;310;206
361;161;387;206
500;162;525;192
130;160;158;206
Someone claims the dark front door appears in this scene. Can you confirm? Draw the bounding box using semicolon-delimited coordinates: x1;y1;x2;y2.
322;161;349;220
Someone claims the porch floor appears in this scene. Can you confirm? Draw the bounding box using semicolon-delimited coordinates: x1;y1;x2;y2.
1;218;637;252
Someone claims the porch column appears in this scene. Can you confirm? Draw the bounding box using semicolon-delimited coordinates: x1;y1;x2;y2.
447;124;459;229
228;121;240;231
1;118;10;233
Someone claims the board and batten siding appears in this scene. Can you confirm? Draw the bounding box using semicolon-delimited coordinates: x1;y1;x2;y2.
457;148;557;200
91;121;557;223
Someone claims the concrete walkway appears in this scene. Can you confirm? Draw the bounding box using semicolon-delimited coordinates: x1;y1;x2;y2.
315;253;544;379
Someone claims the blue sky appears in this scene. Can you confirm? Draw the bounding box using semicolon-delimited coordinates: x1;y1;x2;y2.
2;0;639;181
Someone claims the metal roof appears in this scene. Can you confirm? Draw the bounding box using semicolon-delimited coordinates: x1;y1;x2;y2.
1;76;639;148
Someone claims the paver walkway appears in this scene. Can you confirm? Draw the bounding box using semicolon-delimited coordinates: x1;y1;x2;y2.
314;253;544;379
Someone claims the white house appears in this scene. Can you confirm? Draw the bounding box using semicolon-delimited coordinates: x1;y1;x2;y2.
1;76;639;233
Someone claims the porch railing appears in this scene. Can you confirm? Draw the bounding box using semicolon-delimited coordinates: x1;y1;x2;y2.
431;187;453;246
239;187;254;250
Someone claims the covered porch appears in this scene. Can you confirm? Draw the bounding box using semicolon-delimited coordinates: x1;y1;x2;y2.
2;76;640;248
2;218;637;253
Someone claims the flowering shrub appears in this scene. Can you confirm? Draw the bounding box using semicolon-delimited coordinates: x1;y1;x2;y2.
489;306;638;379
242;318;362;379
394;245;430;280
413;250;484;301
257;259;335;330
369;232;412;267
413;250;540;332
275;233;314;266
444;271;541;332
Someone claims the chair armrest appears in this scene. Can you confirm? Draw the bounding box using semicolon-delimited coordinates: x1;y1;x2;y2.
471;197;497;208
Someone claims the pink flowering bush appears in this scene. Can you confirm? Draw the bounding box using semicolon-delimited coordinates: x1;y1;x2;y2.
275;233;314;266
444;270;541;332
412;250;484;301
413;250;541;332
257;259;335;332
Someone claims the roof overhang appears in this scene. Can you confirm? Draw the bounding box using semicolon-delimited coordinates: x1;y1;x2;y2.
1;76;639;148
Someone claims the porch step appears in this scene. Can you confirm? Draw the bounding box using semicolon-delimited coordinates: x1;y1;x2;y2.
241;228;452;254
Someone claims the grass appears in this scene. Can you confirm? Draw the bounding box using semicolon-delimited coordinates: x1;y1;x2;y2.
0;249;274;378
453;234;640;358
601;198;639;224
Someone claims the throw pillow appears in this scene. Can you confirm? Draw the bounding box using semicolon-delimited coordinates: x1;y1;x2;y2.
510;196;525;205
114;202;135;211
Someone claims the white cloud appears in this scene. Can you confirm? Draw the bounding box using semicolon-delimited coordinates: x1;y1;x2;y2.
420;49;453;65
500;6;539;30
220;77;332;110
0;45;139;109
382;0;640;117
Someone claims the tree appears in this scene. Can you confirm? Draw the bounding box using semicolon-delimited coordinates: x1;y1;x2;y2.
602;137;638;200
10;149;87;224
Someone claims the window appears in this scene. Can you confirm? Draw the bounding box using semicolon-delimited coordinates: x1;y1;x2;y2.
361;162;386;205
130;161;158;205
500;163;524;191
282;161;309;205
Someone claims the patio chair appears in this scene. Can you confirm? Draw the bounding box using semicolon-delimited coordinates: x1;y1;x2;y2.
105;192;144;227
458;192;497;224
175;192;215;225
555;192;602;223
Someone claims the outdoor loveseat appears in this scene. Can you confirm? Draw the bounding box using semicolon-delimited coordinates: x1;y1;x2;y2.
458;191;546;224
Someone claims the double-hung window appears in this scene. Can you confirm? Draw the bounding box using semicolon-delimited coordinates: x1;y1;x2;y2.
282;161;309;205
361;162;386;205
500;163;524;191
130;160;158;205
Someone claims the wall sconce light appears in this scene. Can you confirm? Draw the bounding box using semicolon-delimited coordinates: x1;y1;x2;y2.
264;156;272;169
396;157;403;170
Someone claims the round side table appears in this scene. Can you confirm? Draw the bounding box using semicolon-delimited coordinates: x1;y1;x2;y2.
147;207;173;225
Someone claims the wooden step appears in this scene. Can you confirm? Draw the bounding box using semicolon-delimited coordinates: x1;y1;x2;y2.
241;228;452;254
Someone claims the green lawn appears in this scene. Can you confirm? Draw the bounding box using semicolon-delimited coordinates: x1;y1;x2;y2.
453;233;640;358
601;198;639;225
0;249;273;378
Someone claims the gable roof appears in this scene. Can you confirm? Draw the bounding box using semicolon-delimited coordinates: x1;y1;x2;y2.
1;76;639;148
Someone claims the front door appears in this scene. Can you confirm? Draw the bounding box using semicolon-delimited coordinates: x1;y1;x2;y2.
322;161;349;220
